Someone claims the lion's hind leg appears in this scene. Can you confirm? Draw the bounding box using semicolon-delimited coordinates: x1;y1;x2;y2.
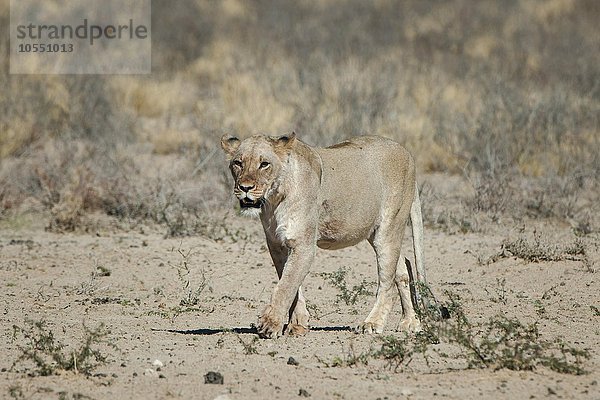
395;267;422;333
358;224;404;334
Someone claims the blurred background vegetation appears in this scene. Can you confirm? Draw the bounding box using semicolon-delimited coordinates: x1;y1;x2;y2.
0;0;598;235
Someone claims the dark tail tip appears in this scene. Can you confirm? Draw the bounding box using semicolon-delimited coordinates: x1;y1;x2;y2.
439;306;451;320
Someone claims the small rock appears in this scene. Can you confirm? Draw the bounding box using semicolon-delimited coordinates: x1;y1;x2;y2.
152;359;163;368
205;371;224;384
440;306;451;319
144;368;159;378
287;357;299;366
299;388;311;397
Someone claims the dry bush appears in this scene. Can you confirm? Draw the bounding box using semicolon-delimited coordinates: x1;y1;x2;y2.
150;0;216;72
500;233;588;264
324;289;590;375
187;0;598;220
11;320;116;376
0;135;230;235
320;267;375;306
1;0;598;230
479;230;593;271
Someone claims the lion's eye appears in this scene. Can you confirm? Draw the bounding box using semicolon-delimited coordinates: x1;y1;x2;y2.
259;161;271;169
232;160;242;168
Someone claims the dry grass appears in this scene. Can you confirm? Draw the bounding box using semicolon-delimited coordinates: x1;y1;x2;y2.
323;289;590;375
11;320;116;376
0;0;598;232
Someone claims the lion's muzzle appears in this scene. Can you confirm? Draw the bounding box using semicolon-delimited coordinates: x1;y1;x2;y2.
239;197;262;209
235;184;264;209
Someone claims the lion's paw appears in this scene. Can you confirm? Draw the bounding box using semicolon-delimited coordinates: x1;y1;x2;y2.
399;316;422;333
257;308;284;339
285;323;310;336
356;321;384;334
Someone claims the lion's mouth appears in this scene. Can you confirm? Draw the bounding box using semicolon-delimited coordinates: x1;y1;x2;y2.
239;198;262;209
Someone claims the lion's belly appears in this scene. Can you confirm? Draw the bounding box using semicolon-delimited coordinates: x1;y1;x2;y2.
316;198;379;250
317;234;366;250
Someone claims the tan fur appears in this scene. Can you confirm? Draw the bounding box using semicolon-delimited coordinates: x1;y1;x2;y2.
221;133;426;338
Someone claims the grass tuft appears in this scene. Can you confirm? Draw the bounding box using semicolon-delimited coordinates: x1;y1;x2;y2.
325;287;590;375
320;267;374;306
11;320;116;376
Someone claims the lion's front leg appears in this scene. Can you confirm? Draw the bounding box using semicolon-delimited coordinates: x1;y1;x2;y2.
257;304;284;338
286;286;310;336
259;289;310;337
258;241;314;339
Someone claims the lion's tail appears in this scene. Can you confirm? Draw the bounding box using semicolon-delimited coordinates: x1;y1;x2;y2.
410;181;426;285
409;185;451;320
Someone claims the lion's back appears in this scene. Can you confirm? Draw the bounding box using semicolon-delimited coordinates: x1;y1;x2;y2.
318;135;414;186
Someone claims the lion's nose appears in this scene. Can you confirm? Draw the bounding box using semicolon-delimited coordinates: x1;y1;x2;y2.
239;184;255;193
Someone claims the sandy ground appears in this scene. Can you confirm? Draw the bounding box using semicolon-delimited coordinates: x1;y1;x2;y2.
1;177;598;400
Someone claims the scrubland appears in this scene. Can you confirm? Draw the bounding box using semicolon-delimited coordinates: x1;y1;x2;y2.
0;1;598;399
1;0;598;232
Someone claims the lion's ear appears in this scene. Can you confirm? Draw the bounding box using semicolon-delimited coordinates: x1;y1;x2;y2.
273;132;297;150
221;134;241;158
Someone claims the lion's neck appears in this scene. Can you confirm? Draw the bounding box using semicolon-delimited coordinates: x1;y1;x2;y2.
259;143;323;244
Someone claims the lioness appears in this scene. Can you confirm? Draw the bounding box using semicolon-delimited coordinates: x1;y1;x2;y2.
221;133;426;338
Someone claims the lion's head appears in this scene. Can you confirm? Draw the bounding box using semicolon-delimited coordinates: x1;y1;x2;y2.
221;132;296;216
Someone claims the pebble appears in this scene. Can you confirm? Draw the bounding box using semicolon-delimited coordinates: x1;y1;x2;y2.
205;371;224;384
143;368;159;378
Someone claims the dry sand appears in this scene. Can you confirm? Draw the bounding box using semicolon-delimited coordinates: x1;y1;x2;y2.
1;176;598;400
